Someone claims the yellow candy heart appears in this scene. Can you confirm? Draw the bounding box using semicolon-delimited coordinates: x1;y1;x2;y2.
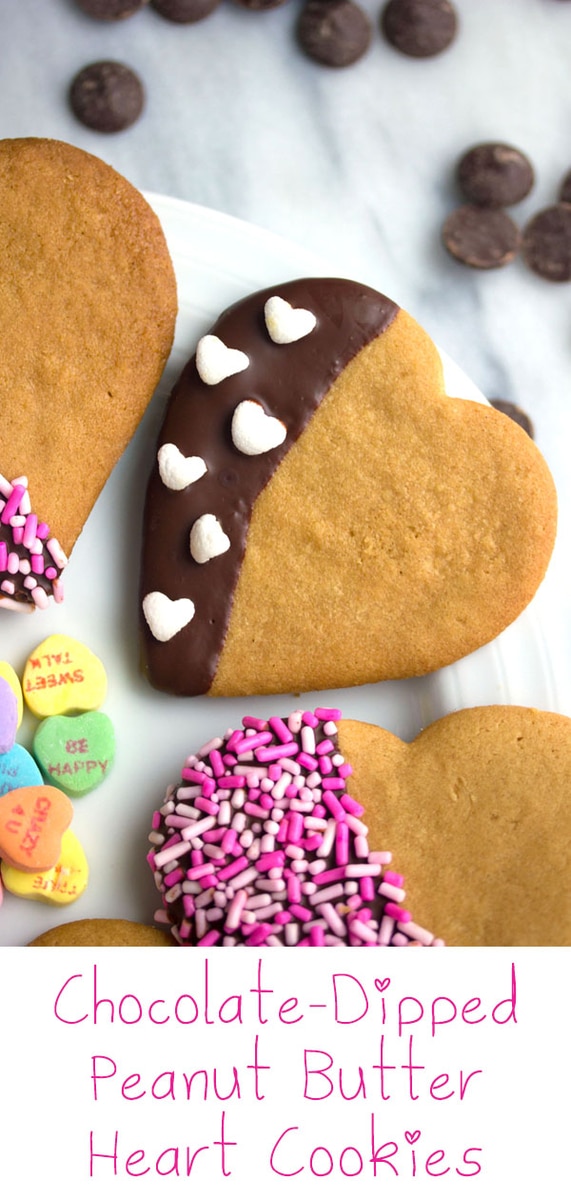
22;634;107;718
1;828;88;905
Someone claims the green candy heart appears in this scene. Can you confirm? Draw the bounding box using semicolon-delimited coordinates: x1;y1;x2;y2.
33;712;116;797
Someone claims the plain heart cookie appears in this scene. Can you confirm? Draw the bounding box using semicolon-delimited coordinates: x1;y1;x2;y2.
0;137;177;612
139;277;556;697
147;705;571;947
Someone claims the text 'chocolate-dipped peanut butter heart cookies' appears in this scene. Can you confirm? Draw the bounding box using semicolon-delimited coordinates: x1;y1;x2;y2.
0;137;177;612
139;277;556;696
148;705;571;947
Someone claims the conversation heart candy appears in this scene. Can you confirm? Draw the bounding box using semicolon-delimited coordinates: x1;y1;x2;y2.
22;634;107;718
1;829;88;905
0;677;18;754
0;662;23;728
33;712;116;797
0;784;73;872
0;744;43;796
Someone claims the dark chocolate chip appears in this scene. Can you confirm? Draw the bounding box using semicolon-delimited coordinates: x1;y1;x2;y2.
297;0;372;67
442;205;521;269
381;0;457;58
522;204;571;282
74;0;148;17
69;61;145;133
559;169;571;205
231;0;288;8
489;399;534;440
151;0;220;16
457;143;534;209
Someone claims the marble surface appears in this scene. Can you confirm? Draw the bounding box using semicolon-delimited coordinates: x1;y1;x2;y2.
2;0;571;702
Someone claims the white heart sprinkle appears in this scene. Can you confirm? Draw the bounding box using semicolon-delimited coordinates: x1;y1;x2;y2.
157;443;207;491
142;592;195;642
190;514;231;564
264;295;317;344
231;400;287;456
196;334;249;386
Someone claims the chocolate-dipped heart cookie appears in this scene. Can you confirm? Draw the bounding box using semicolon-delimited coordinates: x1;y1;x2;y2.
0;137;177;611
139;277;556;696
148;705;571;947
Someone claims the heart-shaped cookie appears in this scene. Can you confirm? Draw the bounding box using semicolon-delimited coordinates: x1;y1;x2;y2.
337;706;571;946
139;277;556;696
147;704;571;947
0;138;177;611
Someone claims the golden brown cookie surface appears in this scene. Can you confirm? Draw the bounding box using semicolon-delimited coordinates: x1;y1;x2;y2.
29;918;173;946
0;137;177;611
338;707;571;947
140;278;556;697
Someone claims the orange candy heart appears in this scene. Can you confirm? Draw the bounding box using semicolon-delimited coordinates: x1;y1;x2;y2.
0;785;73;872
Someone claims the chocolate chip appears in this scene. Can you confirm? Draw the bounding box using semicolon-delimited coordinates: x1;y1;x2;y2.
69;61;145;132
74;0;148;17
442;205;521;269
522;205;571;282
151;0;220;17
457;143;534;209
489;399;534;440
297;0;372;67
381;0;457;58
231;0;288;8
559;169;571;205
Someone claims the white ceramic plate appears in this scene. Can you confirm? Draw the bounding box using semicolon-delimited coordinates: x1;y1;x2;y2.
0;197;563;946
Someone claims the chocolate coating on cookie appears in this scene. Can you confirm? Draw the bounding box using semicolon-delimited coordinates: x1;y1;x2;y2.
140;278;399;695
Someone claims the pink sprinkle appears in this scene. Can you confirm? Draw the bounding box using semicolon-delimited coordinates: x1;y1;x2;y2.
298;751;318;771
384;870;404;887
323;791;345;820
245;923;273;946
1;484;26;523
152;811;161;830
287;812;304;843
209;749;225;777
338;762;353;778
45;537;67;568
339;793;365;816
380;882;407;903
222;775;247;789
12;525;24;545
182;767;210;784
360;876;375;902
257;851;286;872
302;710;319;728
309;926;326;945
31;554;45;575
235;731;273;753
195;797;219;815
269;715;293;744
44;566;57;580
287;874;301;903
335;822;349;867
225;889;248;932
32;584;51;609
313;866;346;885
198;930;221;946
397;920;433;946
314;707;342;721
23;513;38;548
384;902;412;923
7;552;19;574
0;542;6;572
290;903;312;922
217;855;250;882
256;741;299;763
316;738;335;755
36;521;50;538
241;716;268;732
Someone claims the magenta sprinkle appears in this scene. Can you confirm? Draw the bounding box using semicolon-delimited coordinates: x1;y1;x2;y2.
149;709;441;949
